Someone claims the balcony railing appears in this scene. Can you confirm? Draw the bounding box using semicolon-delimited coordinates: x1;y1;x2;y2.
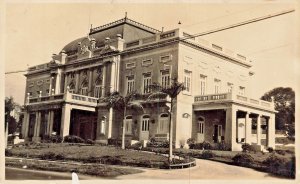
27;92;98;107
194;92;274;110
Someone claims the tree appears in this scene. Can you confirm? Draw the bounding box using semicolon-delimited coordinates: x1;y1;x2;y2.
104;91;144;149
261;87;295;136
148;78;185;163
5;97;16;148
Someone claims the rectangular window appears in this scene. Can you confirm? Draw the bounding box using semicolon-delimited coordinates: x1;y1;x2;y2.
200;74;207;95
143;73;152;94
142;119;150;131
127;75;135;94
227;82;234;93
239;86;245;95
184;70;192;93
142;59;153;66
214;79;221;94
94;85;102;98
125;120;132;134
161;70;170;89
126;62;136;69
198;122;204;134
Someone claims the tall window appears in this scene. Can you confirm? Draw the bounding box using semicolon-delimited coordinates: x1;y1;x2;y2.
94;85;102;98
200;74;207;95
158;114;169;133
80;81;88;95
214;79;221;94
184;70;192;93
125;116;133;135
239;86;245;95
198;117;204;134
161;70;170;88
69;82;75;93
143;72;152;94
227;82;234;93
127;75;135;94
94;79;102;98
142;115;150;131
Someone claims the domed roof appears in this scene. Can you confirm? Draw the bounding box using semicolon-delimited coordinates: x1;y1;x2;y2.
62;37;86;54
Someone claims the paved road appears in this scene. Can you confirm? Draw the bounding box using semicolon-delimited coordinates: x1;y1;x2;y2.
116;159;288;180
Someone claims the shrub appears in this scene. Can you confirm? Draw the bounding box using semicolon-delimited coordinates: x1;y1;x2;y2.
5;149;12;157
201;150;214;159
55;153;65;160
128;142;142;150
242;143;256;153
212;141;231;151
187;138;195;149
86;139;95;145
40;152;56;160
41;135;63;143
193;143;203;150
232;153;254;167
275;150;286;156
101;156;122;165
263;154;294;178
63;135;84;143
202;141;211;150
267;147;274;153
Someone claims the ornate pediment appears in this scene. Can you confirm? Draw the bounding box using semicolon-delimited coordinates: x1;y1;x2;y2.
99;45;117;55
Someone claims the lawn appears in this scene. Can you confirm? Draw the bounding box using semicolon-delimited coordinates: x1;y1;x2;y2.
7;143;170;168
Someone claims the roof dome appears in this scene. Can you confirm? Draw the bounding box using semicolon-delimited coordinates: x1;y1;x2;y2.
62;37;86;54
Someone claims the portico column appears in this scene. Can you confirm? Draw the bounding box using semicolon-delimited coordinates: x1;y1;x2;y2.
229;106;239;151
101;65;106;97
88;69;93;96
245;112;252;144
256;115;261;145
47;110;54;135
268;114;275;148
22;112;29;139
60;104;71;137
33;111;41;142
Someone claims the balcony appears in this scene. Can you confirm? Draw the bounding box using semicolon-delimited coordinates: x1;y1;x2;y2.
27;91;98;107
194;92;275;111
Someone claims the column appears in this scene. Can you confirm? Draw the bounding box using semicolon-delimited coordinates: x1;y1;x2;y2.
55;69;62;94
22;112;29;139
47;110;54;136
108;108;113;138
230;106;239;151
49;77;53;95
268;114;275;148
75;71;80;93
88;69;93;96
60;104;71;137
64;74;68;93
101;65;106;97
245;112;252;144
257;115;261;145
33;111;41;142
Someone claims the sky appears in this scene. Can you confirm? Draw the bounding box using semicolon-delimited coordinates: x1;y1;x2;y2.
4;1;299;105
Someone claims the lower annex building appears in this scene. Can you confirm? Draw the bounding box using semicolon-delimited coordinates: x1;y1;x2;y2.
21;16;276;151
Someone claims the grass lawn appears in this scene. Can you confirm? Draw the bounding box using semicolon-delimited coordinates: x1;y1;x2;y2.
7;143;171;168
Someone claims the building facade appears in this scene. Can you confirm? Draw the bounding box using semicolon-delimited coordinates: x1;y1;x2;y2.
21;17;276;151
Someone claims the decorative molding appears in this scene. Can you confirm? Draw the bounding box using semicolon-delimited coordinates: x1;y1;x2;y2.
142;59;153;66
159;54;172;63
126;62;136;69
198;61;208;70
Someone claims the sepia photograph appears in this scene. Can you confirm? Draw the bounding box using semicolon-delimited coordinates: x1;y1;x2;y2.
2;0;299;183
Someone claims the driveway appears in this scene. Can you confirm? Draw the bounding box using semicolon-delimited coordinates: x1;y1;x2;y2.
116;159;288;180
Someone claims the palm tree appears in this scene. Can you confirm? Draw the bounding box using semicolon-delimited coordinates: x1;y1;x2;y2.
104;91;144;149
148;78;185;163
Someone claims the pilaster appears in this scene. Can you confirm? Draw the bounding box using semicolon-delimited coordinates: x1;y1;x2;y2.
257;115;261;145
60;104;72;137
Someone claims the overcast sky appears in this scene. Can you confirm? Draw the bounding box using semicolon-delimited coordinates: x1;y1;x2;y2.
4;1;299;105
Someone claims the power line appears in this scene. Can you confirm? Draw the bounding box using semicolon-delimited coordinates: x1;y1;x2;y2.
5;9;295;75
5;70;27;74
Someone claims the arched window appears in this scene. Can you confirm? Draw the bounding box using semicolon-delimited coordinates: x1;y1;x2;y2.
100;116;106;134
158;113;169;133
197;116;205;134
125;116;133;134
94;78;102;98
142;115;150;131
80;80;88;95
68;82;75;93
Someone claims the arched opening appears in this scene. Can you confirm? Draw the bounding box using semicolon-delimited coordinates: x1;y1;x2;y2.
140;115;150;140
68;82;75;93
197;116;205;143
158;113;169;133
80;80;88;96
94;78;102;98
125;115;133;135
